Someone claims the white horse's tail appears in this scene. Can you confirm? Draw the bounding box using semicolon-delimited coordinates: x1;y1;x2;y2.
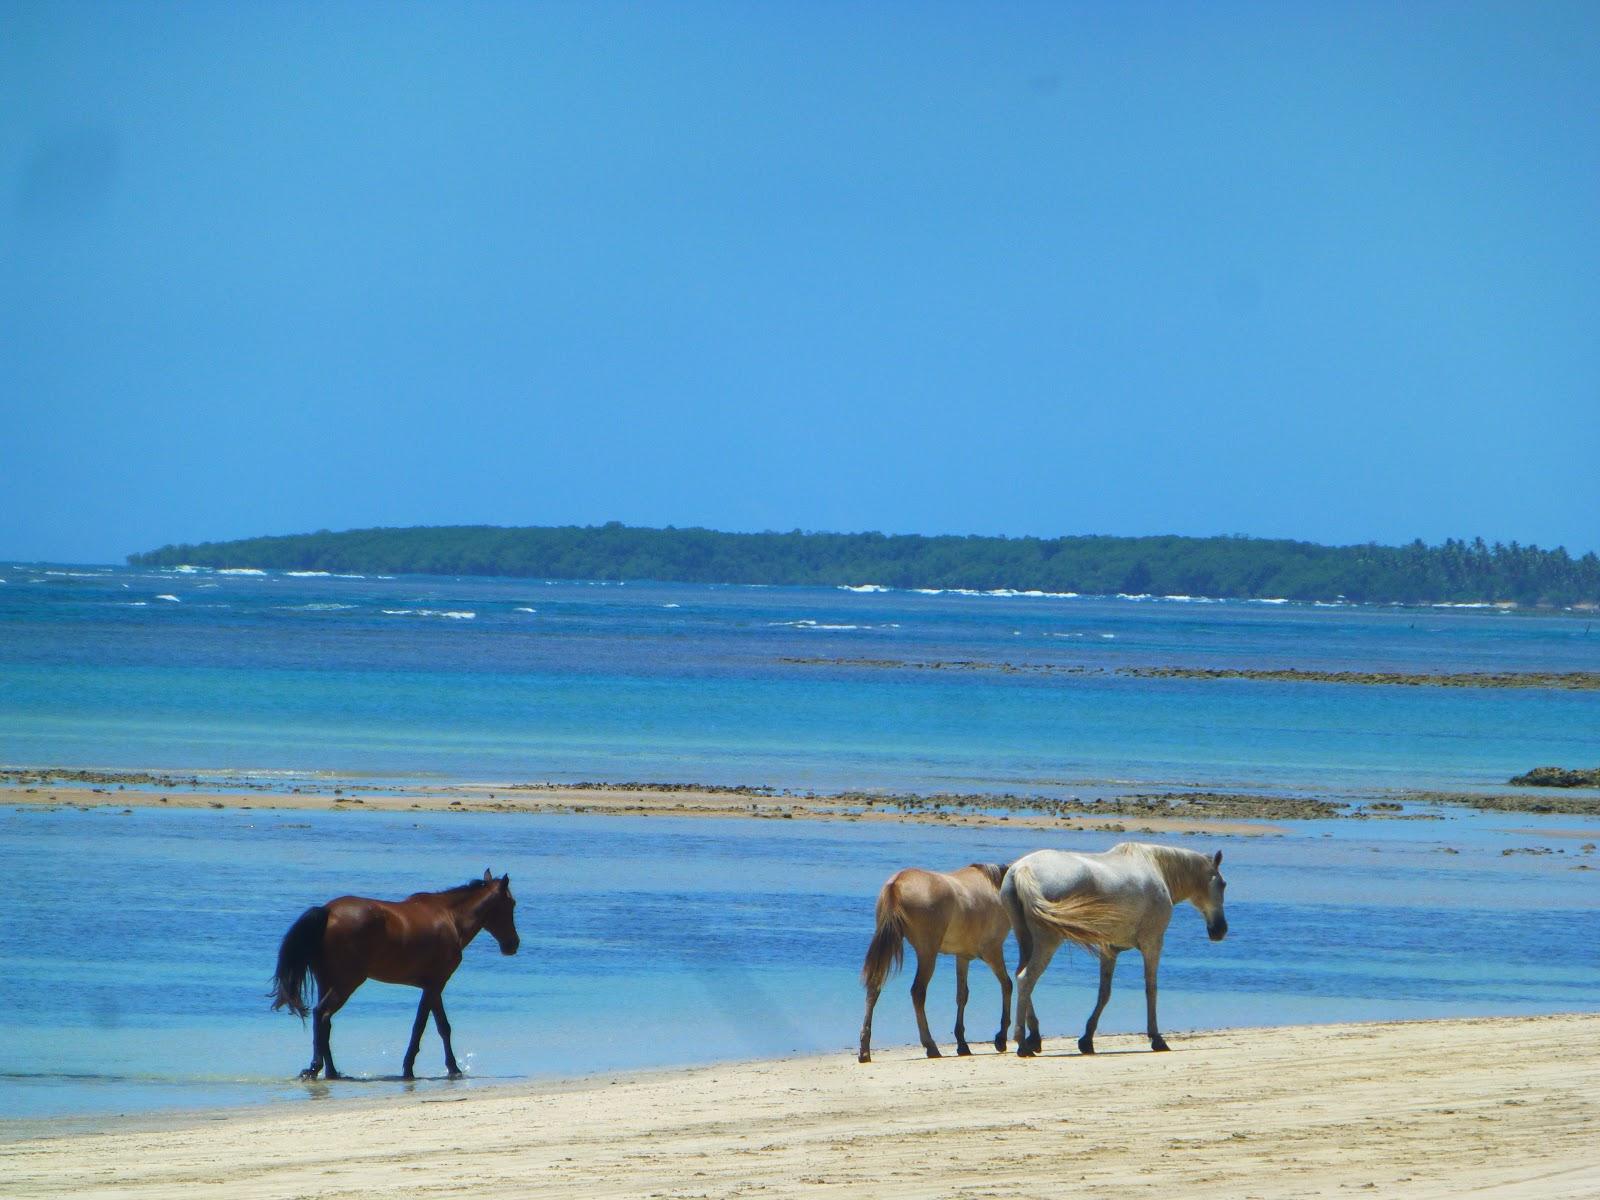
1010;862;1120;956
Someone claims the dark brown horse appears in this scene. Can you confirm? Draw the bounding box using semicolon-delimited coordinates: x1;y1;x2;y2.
270;870;520;1080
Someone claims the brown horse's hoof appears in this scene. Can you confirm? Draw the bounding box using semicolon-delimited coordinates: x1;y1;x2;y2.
298;1068;320;1080
925;1046;942;1058
993;1035;1007;1054
956;1043;973;1056
858;1052;871;1064
1151;1037;1170;1052
1078;1036;1095;1055
1016;1045;1036;1058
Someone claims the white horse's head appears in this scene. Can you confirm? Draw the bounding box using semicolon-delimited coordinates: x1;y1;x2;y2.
1198;850;1228;941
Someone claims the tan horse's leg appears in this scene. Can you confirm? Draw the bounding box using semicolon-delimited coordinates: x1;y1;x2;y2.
1078;950;1118;1054
980;943;1011;1053
953;956;973;1055
1141;942;1169;1051
909;945;941;1057
859;981;882;1063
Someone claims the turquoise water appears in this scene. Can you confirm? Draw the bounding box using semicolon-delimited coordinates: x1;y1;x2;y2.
3;563;1598;794
2;564;1598;1124
1;804;1595;1123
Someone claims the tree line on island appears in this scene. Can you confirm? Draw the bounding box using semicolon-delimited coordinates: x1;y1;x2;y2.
127;524;1600;607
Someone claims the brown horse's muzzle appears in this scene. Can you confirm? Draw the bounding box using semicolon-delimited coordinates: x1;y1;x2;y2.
499;935;520;955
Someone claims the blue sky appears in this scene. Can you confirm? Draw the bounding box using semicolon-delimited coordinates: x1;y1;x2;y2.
4;2;1597;564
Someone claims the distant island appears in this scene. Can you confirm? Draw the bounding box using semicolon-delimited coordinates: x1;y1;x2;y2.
127;524;1600;606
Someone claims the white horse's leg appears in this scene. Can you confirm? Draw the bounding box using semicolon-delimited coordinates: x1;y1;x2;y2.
1078;950;1118;1054
1013;935;1060;1057
980;943;1011;1053
1141;941;1168;1051
953;956;973;1055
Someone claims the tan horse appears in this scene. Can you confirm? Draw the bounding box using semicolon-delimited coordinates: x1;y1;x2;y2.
858;862;1013;1063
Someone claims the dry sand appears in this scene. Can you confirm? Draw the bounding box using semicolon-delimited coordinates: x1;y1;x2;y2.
6;1014;1597;1198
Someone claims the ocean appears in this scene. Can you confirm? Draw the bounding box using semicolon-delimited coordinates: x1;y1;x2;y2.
3;563;1598;795
1;563;1597;1123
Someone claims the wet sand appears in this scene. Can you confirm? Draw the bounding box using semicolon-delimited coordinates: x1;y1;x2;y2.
5;1014;1597;1198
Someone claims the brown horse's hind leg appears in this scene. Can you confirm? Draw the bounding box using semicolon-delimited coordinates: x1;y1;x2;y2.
304;982;357;1080
402;990;433;1079
909;945;941;1057
981;944;1011;1054
431;993;462;1077
953;957;973;1055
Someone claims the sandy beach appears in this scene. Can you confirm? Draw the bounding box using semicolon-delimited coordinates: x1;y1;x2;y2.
5;1014;1596;1198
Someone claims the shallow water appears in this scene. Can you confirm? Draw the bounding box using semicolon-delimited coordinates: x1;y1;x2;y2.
1;804;1594;1122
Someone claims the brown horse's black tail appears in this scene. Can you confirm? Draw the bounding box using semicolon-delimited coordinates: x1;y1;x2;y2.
270;905;328;1019
861;879;907;993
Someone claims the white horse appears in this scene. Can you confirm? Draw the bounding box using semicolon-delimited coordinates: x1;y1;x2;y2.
1001;843;1227;1056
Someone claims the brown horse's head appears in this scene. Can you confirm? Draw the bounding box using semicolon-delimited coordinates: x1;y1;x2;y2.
479;869;521;955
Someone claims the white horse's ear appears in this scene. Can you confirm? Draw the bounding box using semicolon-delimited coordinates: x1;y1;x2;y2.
1213;850;1223;867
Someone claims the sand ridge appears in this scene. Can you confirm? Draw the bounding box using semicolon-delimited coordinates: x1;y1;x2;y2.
5;1014;1598;1198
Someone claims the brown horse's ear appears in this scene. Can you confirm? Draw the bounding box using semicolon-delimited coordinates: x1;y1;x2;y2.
501;873;510;884
1213;850;1223;867
483;868;493;882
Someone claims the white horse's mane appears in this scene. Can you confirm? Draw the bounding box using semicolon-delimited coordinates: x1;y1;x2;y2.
1110;841;1213;902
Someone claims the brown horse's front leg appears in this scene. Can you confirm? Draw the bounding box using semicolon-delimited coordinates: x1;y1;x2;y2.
431;993;462;1077
402;991;433;1079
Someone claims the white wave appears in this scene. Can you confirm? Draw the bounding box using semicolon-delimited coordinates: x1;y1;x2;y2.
127;601;148;607
768;619;861;631
1431;602;1495;609
912;588;944;595
171;565;206;573
286;602;357;611
661;603;680;609
1248;597;1290;605
336;573;370;579
514;607;537;614
1117;593;1153;601
286;570;332;577
1100;633;1116;638
1313;601;1344;608
45;570;104;578
1161;595;1221;604
195;583;220;589
839;584;890;593
382;609;476;619
155;594;181;602
218;568;266;575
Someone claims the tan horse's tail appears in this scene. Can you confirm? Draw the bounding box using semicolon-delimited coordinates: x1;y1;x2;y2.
860;879;908;991
1010;863;1120;956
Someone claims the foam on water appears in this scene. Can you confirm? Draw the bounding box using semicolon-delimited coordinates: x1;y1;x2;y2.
381;609;476;619
155;595;180;603
217;568;267;576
